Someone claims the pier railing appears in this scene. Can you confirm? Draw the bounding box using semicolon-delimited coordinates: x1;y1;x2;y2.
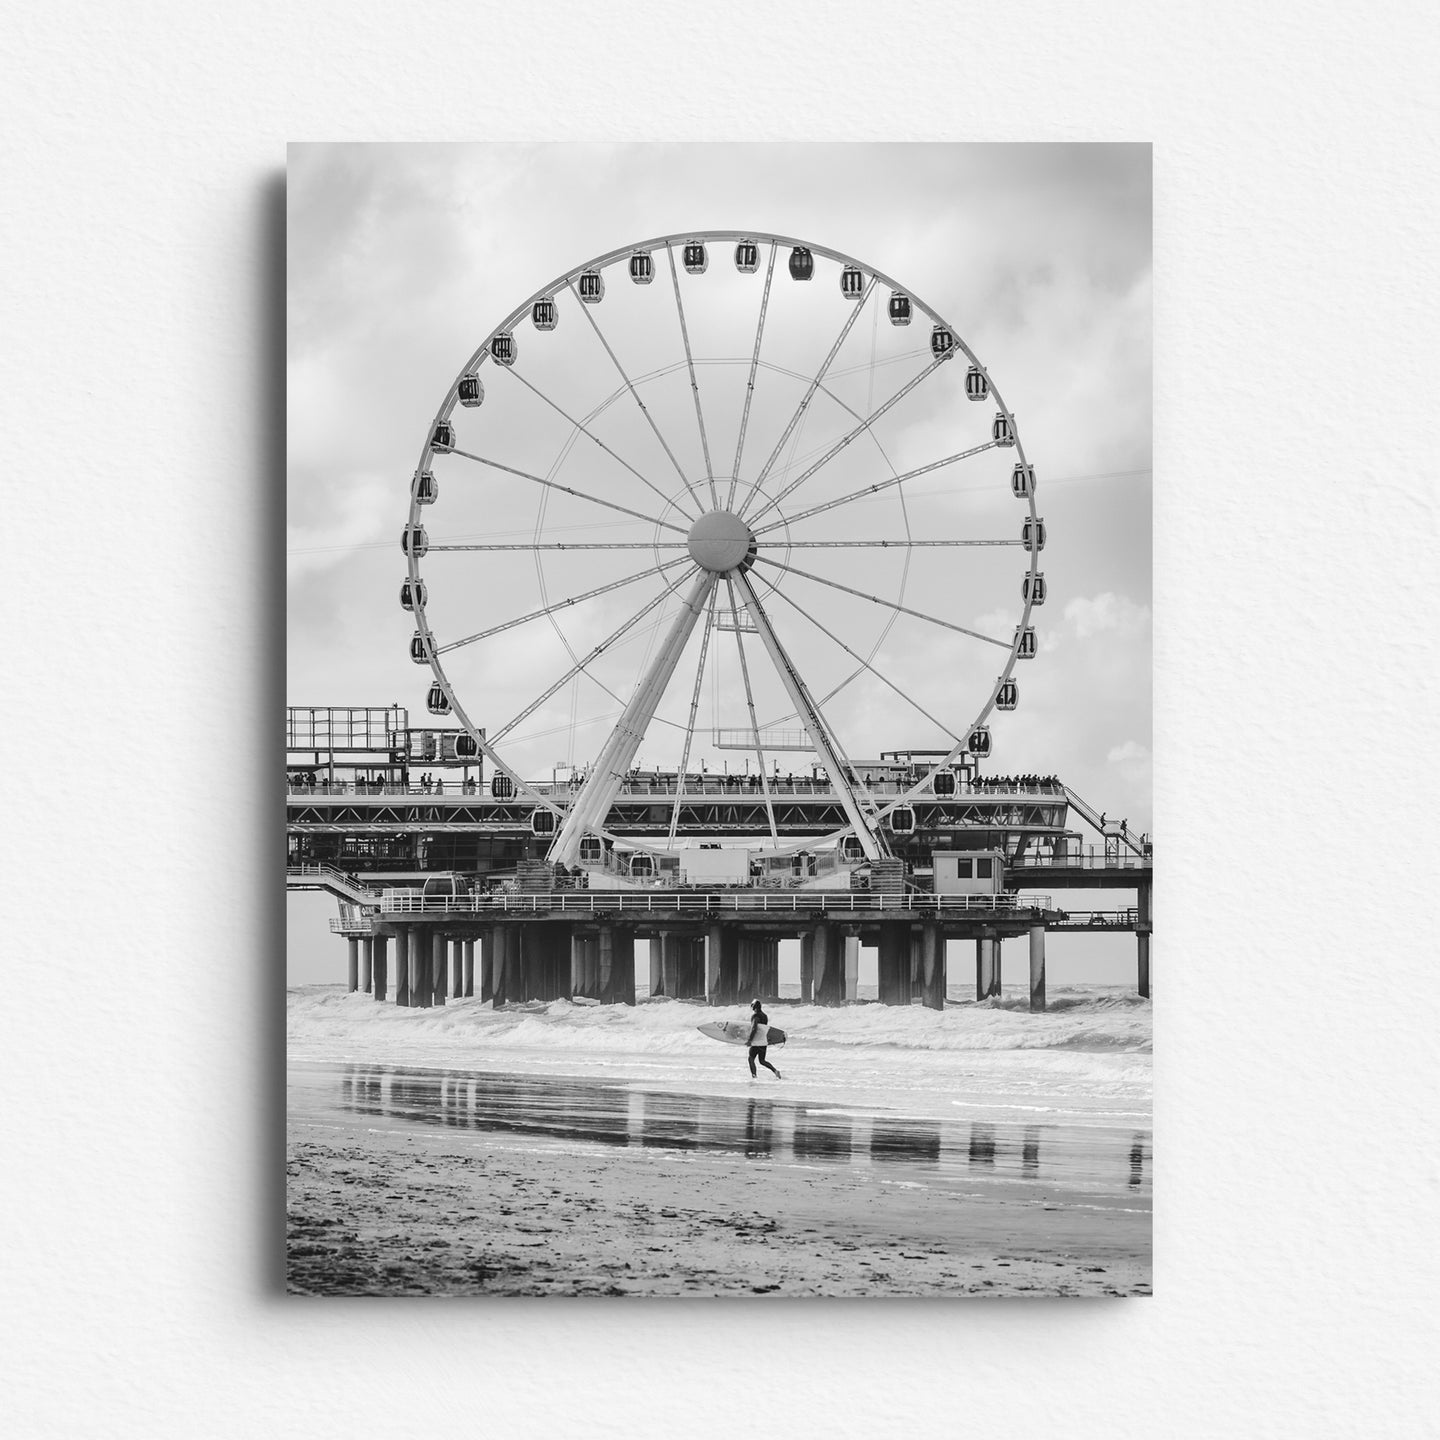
286;777;1070;801
1050;908;1140;928
1009;847;1151;869
286;863;379;904
377;891;1052;918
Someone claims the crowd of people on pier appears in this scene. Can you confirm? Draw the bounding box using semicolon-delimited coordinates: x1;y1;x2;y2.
286;768;1069;799
286;771;481;795
969;773;1062;792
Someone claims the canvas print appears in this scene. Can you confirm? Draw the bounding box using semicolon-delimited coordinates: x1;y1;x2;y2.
286;143;1153;1296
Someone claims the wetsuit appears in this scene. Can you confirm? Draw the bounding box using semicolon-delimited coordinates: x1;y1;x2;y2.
747;1008;782;1079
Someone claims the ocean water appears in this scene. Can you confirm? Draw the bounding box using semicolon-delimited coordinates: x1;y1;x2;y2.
288;984;1151;1132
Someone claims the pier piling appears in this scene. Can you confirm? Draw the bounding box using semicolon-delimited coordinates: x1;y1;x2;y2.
705;924;722;1000
1137;880;1152;997
1028;925;1046;1012
810;921;841;1006
372;934;388;1002
572;931;597;999
596;925;634;1005
430;931;446;1006
408;926;427;1007
920;923;944;1010
977;931;1000;1000
346;938;359;994
491;924;516;1007
877;923;910;1005
394;926;411;1006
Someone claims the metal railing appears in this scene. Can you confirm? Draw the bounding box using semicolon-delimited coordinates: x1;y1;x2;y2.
286;777;1072;801
329;915;375;936
1051;908;1140;927
378;891;1052;917
1009;847;1152;869
286;863;379;903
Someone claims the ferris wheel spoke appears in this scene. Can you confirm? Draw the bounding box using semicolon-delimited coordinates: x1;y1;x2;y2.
490;572;699;745
500;365;698;522
664;245;719;509
437;557;693;654
568;278;706;515
428;542;688;552
750;442;999;537
727;242;778;511
449;446;687;533
780;539;1020;548
734;276;878;519
752;554;1013;650
668;586;720;845
761;581;963;744
722;577;780;844
742;354;945;526
733;573;886;859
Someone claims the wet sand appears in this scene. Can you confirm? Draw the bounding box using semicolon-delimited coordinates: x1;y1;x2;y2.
288;1064;1150;1296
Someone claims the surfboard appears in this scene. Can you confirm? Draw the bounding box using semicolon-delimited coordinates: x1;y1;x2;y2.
696;1020;787;1047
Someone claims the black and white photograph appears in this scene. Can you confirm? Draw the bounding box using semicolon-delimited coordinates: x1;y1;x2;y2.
286;142;1153;1296
10;3;1440;1434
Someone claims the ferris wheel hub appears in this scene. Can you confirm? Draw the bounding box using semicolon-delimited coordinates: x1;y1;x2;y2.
686;509;757;573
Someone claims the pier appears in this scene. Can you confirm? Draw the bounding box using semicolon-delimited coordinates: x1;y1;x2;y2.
288;707;1151;1011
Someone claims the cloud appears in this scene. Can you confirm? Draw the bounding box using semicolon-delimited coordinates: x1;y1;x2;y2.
1107;739;1149;764
286;469;395;583
1064;592;1151;639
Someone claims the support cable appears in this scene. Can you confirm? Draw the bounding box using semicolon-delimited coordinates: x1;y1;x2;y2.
438;557;690;653
501;365;697;522
752;554;1013;649
727;242;778;510
734;276;877;519
724;576;780;843
743;354;944;526
450;447;687;533
665;245;719;508
567;278;707;514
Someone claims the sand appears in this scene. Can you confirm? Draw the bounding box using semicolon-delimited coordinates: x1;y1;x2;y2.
287;1066;1149;1297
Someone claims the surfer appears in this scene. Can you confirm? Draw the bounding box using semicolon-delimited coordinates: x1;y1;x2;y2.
746;999;783;1081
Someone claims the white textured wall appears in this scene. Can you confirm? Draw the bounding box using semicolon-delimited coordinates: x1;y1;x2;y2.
2;4;1437;1436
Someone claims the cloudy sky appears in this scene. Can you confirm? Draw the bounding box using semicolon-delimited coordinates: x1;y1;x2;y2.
287;142;1151;982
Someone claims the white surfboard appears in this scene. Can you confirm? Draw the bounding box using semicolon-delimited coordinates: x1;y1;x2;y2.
697;1019;787;1047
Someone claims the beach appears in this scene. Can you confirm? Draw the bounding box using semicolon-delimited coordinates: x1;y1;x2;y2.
287;985;1151;1297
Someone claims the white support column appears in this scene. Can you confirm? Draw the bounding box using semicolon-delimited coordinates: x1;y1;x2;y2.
549;571;715;866
734;570;886;860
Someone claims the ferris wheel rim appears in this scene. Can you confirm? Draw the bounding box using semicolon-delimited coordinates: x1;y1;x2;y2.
402;229;1044;860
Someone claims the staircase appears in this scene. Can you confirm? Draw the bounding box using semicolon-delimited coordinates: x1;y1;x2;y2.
1060;786;1149;857
285;864;378;906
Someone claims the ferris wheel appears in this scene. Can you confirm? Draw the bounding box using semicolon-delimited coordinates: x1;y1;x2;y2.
400;231;1046;866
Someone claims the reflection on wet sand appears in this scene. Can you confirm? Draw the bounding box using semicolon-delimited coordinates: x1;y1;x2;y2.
871;1120;941;1166
793;1112;853;1163
1023;1127;1041;1177
968;1123;997;1167
317;1064;1151;1194
1129;1133;1148;1187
